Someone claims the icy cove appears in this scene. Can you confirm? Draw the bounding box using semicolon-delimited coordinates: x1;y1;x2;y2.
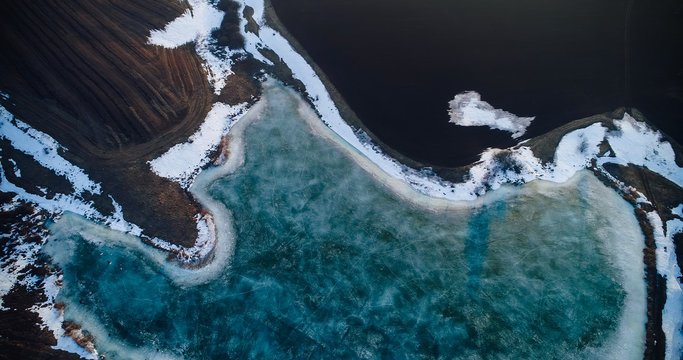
43;84;646;359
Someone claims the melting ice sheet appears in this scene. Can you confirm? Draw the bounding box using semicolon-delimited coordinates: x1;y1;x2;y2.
43;85;647;359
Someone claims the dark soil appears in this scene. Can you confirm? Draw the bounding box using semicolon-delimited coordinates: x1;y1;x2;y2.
0;193;83;360
0;0;260;246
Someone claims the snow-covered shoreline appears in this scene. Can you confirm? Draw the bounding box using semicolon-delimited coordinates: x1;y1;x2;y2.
0;197;98;359
0;103;225;270
228;1;683;356
148;102;249;189
2;0;682;357
649;213;683;358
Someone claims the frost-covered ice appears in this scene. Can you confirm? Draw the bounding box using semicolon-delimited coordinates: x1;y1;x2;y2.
448;91;535;138
149;102;248;188
0;105;100;194
210;5;683;353
647;213;683;360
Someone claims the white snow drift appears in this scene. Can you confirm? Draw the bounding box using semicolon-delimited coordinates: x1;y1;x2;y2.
0;105;218;269
0;106;100;195
148;102;248;189
148;0;232;94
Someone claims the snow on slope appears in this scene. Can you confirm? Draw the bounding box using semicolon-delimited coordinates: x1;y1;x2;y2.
0;105;220;267
448;91;535;139
648;214;683;359
0;106;100;194
0;239;41;311
604;114;683;187
148;0;231;94
33;275;98;359
0;198;98;359
148;102;248;189
148;0;223;48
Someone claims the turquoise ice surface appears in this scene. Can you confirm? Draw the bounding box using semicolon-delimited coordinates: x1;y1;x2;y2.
44;84;645;359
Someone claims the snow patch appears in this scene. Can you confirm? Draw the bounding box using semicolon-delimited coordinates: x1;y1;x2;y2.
0;106;100;194
0;106;146;241
0;241;41;310
552;123;607;180
673;204;683;218
148;102;248;188
605;113;683;187
8;158;20;177
148;0;233;94
0;198;97;359
148;0;223;48
197;37;235;95
646;213;683;360
33;275;98;359
0;171;99;219
105;196;143;236
448;91;534;138
0;105;228;273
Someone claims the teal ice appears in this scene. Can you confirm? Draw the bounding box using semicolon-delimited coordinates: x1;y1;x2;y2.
44;83;646;359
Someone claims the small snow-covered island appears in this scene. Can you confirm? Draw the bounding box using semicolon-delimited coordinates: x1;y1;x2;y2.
1;0;681;359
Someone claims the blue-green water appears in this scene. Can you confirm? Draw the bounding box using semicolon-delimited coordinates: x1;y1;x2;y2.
44;84;646;359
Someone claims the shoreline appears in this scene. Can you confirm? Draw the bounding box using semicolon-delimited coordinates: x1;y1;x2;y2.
40;81;650;359
0;194;99;359
242;2;683;356
1;0;681;358
242;4;683;356
260;0;429;171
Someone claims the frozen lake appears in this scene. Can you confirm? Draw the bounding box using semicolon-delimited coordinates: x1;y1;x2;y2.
44;84;646;359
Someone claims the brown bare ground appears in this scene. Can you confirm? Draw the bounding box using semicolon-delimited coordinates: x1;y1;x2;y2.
0;193;82;360
0;0;224;246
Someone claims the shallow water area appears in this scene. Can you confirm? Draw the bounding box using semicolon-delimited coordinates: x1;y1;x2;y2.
44;83;647;359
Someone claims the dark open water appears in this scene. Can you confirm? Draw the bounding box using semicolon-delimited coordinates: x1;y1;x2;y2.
270;0;683;167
